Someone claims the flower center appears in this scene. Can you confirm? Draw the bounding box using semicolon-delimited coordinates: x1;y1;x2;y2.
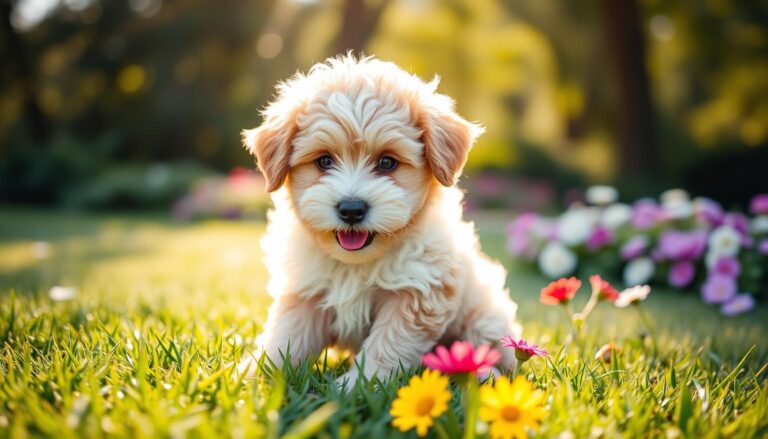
501;405;521;422
415;397;435;416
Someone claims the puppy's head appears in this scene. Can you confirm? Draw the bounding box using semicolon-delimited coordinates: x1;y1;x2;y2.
243;55;483;264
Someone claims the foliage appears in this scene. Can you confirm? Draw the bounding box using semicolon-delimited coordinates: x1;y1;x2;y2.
66;162;217;209
1;0;767;207
0;209;767;437
507;188;768;314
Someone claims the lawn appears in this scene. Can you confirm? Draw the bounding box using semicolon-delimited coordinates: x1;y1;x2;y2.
0;208;766;438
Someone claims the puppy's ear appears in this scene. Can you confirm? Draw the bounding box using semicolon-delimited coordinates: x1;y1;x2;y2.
421;105;484;187
241;112;298;192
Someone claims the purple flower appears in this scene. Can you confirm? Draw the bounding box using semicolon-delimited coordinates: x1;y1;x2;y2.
668;260;695;288
653;230;708;261
506;213;540;259
724;213;750;239
750;194;768;216
693;197;725;226
621;235;648;260
712;257;741;278
722;213;754;247
586;226;613;251
759;239;768;255
507;212;539;235
701;275;737;304
632;199;666;230
721;294;756;316
500;336;549;362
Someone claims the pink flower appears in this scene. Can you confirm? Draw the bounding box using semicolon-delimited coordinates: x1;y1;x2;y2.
615;285;651;308
693;197;725;226
506;213;540;260
422;341;501;375
721;294;755;316
474;174;507;197
586;226;613;251
712;257;741;278
540;277;581;305
589;274;619;301
500;336;549;362
750;194;768;216
724;213;752;246
759;239;768;255
653;230;707;261
668;260;695;288
621;235;648;260
632;199;666;229
701;275;737;304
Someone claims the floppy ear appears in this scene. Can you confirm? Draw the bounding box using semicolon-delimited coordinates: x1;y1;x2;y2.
421;108;484;187
241;112;298;192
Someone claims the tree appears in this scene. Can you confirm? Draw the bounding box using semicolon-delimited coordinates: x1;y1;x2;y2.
597;0;658;178
334;0;389;55
0;0;51;143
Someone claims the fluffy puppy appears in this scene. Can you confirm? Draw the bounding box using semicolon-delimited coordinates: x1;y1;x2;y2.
241;55;520;384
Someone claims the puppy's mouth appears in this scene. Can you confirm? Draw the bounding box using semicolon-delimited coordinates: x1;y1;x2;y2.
335;230;374;251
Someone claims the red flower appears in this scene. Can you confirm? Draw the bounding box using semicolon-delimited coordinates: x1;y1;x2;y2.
500;336;549;362
422;341;501;375
540;277;581;305
589;275;619;302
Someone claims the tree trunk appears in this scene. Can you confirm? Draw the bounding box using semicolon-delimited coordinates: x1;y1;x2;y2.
597;0;657;177
0;0;51;144
334;0;388;56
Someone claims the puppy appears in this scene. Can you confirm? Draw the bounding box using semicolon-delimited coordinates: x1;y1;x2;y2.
241;55;520;384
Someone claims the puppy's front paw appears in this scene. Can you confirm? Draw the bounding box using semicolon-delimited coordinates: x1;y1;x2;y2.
335;368;360;391
498;346;518;374
236;355;260;378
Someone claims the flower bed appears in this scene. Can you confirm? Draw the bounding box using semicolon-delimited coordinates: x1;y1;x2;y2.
506;188;768;315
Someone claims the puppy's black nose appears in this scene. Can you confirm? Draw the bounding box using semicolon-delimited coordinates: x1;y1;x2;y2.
337;199;368;224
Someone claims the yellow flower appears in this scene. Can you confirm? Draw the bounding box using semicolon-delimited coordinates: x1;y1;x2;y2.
313;347;350;372
479;376;547;439
390;369;451;437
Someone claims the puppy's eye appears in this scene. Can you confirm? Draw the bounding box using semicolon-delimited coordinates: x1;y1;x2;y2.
316;155;334;170
377;156;398;171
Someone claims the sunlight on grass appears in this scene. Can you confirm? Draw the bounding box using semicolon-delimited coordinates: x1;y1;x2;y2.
0;209;766;437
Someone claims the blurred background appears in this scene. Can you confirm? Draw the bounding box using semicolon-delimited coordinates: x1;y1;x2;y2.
1;0;767;213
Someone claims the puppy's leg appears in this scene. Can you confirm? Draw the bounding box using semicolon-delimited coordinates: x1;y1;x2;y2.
241;293;332;375
461;300;521;373
338;291;456;386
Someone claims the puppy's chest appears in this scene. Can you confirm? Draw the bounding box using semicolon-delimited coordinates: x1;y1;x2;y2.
315;268;382;349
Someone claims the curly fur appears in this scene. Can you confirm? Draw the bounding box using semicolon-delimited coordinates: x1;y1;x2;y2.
240;55;520;383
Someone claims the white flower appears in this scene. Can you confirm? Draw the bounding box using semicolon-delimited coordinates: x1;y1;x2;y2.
586;185;618;206
661;188;690;205
557;207;599;245
601;203;633;229
750;215;768;234
661;189;693;219
664;200;693;220
708;225;740;256
615;285;651;308
538;242;577;279
49;286;77;302
623;257;655;286
705;250;720;269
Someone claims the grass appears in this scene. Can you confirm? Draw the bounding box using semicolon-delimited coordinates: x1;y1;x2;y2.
0;207;767;438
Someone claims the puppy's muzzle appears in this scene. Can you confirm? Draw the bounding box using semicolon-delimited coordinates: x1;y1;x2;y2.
337;199;368;225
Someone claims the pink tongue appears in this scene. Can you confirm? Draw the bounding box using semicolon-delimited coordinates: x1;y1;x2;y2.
337;230;369;251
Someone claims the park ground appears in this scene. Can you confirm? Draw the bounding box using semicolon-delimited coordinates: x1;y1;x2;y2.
0;208;767;438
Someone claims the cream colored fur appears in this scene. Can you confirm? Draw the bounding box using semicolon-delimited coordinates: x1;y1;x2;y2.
240;55;520;385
